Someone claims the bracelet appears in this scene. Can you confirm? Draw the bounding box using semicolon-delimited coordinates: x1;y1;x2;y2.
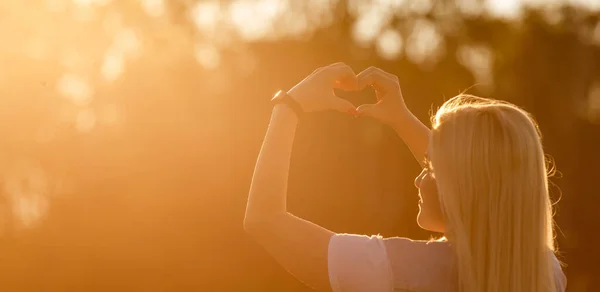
271;90;304;119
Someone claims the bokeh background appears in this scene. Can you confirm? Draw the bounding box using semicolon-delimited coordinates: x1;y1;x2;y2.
0;0;599;291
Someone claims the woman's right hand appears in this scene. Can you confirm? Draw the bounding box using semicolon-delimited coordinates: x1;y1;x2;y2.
357;67;431;165
356;67;409;126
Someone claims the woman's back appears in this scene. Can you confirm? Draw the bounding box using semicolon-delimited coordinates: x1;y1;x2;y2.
328;234;567;292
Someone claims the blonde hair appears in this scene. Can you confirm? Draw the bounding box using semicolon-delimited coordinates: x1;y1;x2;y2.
429;94;558;292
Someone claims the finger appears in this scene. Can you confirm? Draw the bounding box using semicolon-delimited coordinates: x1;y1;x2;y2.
357;66;398;81
310;62;343;76
333;75;359;91
356;66;377;78
356;103;379;118
357;71;398;93
311;66;325;76
312;62;343;76
374;67;399;82
323;63;359;90
329;96;357;114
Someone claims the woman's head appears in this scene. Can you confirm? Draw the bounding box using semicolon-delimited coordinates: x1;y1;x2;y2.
416;94;557;291
414;154;444;233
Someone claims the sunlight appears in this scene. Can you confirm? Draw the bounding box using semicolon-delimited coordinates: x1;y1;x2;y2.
103;11;123;34
486;0;523;20
408;0;432;15
383;0;406;10
593;22;600;46
100;27;140;82
228;0;287;41
280;13;309;38
195;43;221;70
456;0;485;16
35;127;56;144
351;5;391;47
586;81;600;123
46;0;68;13
102;50;124;82
76;108;97;132
405;19;445;67
305;0;339;29
457;45;494;92
347;0;372;17
4;160;49;229
523;0;600;12
376;28;403;60
139;0;165;18
99;103;119;126
541;6;564;25
359;120;385;147
114;28;141;57
0;212;5;236
25;37;48;61
190;1;221;37
72;0;111;7
567;0;600;11
57;73;93;106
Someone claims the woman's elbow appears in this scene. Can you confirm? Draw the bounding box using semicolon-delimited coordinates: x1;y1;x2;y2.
243;212;284;235
243;217;259;234
243;213;269;235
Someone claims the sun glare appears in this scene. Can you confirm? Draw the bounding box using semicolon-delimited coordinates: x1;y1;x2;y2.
190;1;222;36
0;0;598;237
4;160;49;229
352;5;391;47
76;108;97;133
139;0;165;18
195;43;221;70
228;0;286;41
486;0;523;20
457;45;494;92
376;28;404;60
405;19;445;67
57;74;93;106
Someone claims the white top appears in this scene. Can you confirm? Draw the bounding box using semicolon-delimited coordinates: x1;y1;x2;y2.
328;234;567;292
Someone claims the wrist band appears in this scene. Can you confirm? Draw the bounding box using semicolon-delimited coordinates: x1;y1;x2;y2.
271;90;304;119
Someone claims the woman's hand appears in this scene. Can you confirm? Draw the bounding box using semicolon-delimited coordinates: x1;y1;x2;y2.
287;62;359;114
356;67;431;165
356;66;409;125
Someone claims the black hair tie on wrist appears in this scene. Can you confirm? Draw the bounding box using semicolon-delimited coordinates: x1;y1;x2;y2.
271;90;304;119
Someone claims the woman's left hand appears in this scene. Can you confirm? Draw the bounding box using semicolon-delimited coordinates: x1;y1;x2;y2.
287;62;359;114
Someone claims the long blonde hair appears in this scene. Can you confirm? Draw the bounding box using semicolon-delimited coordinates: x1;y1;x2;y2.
429;94;558;292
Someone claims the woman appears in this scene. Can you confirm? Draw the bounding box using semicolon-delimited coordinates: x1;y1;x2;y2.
244;62;567;291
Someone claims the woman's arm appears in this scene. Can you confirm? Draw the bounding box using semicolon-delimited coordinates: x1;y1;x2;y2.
244;104;335;291
391;111;431;167
244;63;359;291
355;67;431;166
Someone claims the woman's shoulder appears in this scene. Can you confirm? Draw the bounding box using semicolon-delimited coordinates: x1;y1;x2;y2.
328;234;394;292
382;237;458;291
383;236;454;264
328;234;457;292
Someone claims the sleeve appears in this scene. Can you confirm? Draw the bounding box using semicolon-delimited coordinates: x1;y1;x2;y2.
382;237;455;291
327;234;394;292
552;255;567;292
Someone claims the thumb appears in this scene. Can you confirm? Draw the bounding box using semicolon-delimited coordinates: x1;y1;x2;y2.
330;97;357;114
356;104;379;118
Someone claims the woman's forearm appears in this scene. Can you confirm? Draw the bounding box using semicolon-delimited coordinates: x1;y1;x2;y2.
392;110;431;166
244;104;298;226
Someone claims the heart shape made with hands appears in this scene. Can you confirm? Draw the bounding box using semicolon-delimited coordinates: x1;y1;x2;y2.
287;63;405;126
330;66;405;125
333;86;378;114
